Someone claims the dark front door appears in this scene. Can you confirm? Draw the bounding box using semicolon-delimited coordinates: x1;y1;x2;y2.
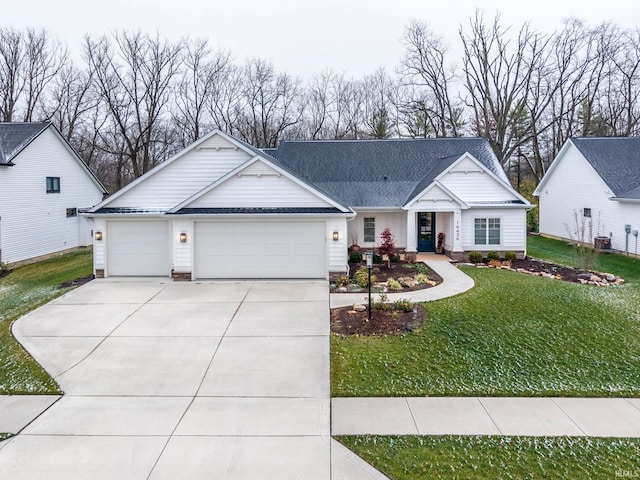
418;212;436;252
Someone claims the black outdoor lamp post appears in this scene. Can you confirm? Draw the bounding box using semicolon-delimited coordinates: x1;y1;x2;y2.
366;251;373;321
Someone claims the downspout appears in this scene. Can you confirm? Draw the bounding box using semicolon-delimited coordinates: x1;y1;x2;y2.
346;215;357;276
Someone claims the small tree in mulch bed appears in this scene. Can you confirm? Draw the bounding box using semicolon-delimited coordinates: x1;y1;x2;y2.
377;227;396;268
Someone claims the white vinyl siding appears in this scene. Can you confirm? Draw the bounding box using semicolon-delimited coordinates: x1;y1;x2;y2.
188;160;333;208
462;209;526;252
0;127;104;264
439;156;517;202
194;221;326;279
107;135;252;210
537;144;638;252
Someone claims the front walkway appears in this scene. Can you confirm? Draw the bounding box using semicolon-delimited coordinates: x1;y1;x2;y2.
330;254;474;308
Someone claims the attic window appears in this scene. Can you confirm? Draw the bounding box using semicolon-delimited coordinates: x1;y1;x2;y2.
46;177;60;193
583;208;592;218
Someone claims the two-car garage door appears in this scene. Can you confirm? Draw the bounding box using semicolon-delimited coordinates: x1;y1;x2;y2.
105;220;327;278
194;221;326;279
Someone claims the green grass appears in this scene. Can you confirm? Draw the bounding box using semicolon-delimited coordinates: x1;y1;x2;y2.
0;249;93;394
338;435;640;480
332;239;640;397
0;433;11;441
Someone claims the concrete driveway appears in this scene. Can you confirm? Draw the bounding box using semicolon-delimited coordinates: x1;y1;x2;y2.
0;279;336;479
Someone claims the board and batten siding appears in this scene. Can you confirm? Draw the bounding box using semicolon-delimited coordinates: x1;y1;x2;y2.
439;157;519;203
188;160;334;209
0;127;104;264
461;208;527;252
538;145;640;253
107;135;252;210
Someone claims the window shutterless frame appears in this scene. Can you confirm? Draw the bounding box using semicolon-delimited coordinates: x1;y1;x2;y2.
46;176;60;193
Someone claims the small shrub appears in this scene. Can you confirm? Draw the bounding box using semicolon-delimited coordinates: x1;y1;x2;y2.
387;278;403;291
335;275;350;287
372;293;390;311
377;228;396;267
0;262;9;274
373;253;383;264
504;251;517;262
389;253;401;263
414;273;429;284
468;251;483;264
349;250;363;263
489;259;502;268
354;267;376;288
393;298;414;312
487;251;500;261
403;262;428;275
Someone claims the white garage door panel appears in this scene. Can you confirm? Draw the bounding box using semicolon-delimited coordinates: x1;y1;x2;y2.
195;221;326;279
108;221;170;276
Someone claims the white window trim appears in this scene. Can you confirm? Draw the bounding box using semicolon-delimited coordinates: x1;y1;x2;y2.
474;217;501;246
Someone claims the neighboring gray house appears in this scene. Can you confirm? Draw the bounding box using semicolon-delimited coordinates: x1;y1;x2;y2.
0;122;107;265
88;130;531;280
534;138;640;255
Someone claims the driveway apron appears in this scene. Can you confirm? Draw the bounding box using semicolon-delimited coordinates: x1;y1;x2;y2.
1;279;331;479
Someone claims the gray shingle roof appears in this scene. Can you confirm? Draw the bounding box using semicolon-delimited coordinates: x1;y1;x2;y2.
0;122;49;164
265;138;507;207
571;137;640;199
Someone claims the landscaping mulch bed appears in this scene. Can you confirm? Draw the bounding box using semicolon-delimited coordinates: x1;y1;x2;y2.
331;304;426;336
337;261;443;293
508;258;622;285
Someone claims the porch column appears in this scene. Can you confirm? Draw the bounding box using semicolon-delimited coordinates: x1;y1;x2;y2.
452;209;463;252
406;210;417;252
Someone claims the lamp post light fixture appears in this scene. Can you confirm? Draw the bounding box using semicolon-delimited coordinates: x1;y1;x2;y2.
365;251;373;322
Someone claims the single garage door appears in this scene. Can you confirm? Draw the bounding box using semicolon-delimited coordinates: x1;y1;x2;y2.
107;221;170;276
195;221;326;279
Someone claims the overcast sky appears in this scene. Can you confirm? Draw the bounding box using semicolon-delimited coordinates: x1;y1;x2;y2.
5;0;640;78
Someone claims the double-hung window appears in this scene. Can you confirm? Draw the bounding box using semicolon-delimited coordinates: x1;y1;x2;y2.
475;218;500;245
46;176;60;193
363;217;375;242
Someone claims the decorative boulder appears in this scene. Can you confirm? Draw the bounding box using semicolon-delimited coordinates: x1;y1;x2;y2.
353;304;366;312
398;276;419;288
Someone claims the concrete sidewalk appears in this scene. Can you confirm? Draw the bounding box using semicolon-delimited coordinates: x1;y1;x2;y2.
330;255;474;308
332;397;640;437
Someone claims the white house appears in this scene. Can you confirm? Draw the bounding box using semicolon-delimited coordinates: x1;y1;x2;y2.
88;130;531;280
0;122;108;265
534;138;640;255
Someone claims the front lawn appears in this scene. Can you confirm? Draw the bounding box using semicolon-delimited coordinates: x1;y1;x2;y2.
332;240;640;397
0;250;93;394
338;435;640;480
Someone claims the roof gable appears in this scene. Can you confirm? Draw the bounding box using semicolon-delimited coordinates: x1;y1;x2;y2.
569;137;640;198
404;181;469;210
169;156;351;213
90;130;258;211
0;122;49;164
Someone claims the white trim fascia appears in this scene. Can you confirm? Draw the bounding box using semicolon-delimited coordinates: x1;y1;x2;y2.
351;206;405;212
612;197;640;204
466;203;534;209
166;212;356;219
88;129;253;212
167;155;352;214
403;180;469;210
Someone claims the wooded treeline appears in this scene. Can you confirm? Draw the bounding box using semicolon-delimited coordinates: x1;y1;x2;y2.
2;13;639;192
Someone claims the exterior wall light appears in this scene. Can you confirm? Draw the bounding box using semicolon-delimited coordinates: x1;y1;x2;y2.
179;232;188;243
332;231;339;241
94;231;103;241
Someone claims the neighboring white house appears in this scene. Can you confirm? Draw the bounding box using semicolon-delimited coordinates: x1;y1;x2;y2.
534;138;640;256
87;130;531;280
0;122;108;265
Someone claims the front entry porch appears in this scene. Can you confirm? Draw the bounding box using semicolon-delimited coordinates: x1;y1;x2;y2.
406;209;462;256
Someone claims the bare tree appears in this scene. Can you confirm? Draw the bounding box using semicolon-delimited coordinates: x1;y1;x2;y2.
234;58;304;147
401;20;463;137
85;31;183;186
173;38;231;145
